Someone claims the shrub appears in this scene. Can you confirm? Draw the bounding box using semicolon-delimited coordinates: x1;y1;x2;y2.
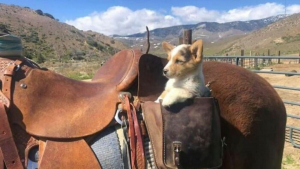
44;13;55;20
35;9;43;15
86;39;98;47
0;23;10;33
36;54;46;63
73;55;85;60
98;44;105;51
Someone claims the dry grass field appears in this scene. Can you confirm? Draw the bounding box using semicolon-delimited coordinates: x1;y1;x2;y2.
259;64;300;169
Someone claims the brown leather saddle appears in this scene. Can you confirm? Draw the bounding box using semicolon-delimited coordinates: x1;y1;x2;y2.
0;48;222;169
0;49;144;169
11;49;141;138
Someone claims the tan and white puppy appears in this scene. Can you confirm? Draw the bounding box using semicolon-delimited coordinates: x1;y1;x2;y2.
156;40;209;107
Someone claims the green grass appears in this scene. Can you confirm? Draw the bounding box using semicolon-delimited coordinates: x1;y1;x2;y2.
283;155;295;165
281;154;300;169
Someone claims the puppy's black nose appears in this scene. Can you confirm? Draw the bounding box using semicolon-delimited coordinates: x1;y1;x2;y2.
163;69;168;75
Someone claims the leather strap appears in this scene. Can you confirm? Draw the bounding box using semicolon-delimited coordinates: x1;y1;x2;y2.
2;60;23;105
0;149;4;169
24;137;38;167
0;92;9;108
124;95;136;169
131;103;145;169
0;104;23;169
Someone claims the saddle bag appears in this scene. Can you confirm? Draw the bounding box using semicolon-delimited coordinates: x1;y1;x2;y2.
143;97;223;169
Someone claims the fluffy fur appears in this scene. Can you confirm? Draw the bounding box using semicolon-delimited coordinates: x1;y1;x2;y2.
156;40;209;106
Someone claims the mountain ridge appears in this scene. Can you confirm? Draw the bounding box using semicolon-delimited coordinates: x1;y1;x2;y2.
114;14;286;40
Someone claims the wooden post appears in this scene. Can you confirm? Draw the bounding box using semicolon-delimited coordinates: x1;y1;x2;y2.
278;51;281;64
299;51;300;64
179;37;183;45
249;50;251;67
183;29;192;44
240;49;244;67
267;49;271;64
254;58;258;69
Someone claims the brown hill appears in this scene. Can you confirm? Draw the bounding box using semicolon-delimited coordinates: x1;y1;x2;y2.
216;13;300;55
0;3;128;63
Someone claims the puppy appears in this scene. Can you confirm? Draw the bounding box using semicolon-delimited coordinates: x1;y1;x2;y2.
155;40;210;107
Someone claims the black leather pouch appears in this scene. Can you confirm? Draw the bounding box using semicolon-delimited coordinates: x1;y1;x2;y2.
162;97;222;169
143;97;223;169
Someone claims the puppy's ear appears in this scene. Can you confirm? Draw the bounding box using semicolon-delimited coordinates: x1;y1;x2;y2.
190;39;203;63
162;41;174;55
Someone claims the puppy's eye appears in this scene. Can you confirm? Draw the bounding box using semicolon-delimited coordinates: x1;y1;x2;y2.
175;59;184;64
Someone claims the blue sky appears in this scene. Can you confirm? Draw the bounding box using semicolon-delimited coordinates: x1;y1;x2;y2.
1;0;300;35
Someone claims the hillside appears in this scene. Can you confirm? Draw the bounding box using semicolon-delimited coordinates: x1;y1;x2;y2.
0;3;128;63
218;13;300;55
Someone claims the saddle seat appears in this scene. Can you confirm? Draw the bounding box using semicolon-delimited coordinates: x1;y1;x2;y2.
9;49;142;139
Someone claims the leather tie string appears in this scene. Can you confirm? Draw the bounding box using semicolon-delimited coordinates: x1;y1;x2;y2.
130;103;145;169
124;95;136;169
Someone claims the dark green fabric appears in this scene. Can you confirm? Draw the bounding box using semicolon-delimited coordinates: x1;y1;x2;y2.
0;34;22;54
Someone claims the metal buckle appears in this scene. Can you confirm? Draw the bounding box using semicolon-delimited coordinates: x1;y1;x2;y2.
15;64;20;72
118;92;132;103
114;108;123;125
172;141;182;166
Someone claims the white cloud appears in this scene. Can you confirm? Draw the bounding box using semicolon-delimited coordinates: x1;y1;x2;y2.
66;6;181;35
172;3;300;23
66;3;300;35
171;6;219;23
287;5;300;14
217;3;285;22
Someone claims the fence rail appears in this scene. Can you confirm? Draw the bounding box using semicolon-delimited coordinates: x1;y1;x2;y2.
287;113;300;148
273;85;300;91
252;70;300;76
204;56;300;59
204;55;300;70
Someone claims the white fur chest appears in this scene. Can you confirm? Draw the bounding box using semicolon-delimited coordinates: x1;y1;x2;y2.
165;76;202;96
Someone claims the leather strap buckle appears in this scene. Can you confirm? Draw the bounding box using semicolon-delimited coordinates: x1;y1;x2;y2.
173;141;182;166
4;60;22;76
